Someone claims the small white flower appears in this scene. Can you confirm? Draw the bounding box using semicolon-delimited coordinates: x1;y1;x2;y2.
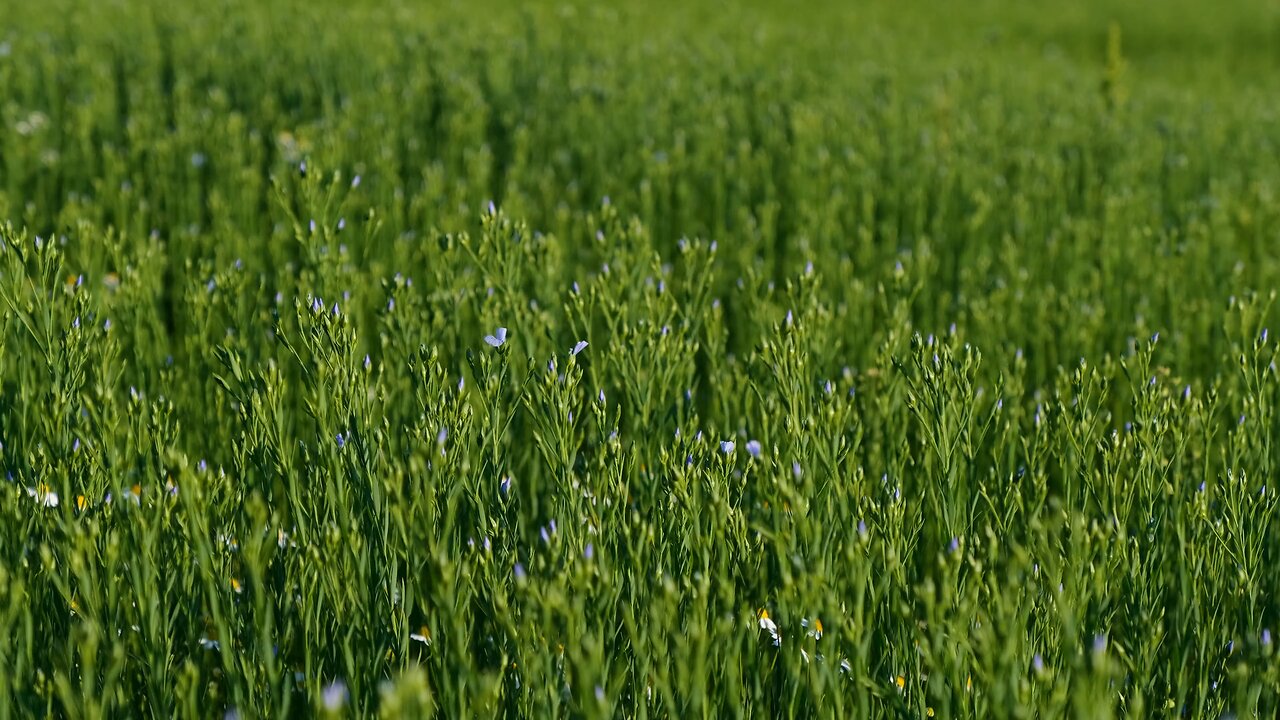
758;609;781;646
26;484;58;507
410;625;432;646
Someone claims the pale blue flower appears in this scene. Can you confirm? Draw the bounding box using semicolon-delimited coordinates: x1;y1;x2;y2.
321;680;347;711
484;327;508;348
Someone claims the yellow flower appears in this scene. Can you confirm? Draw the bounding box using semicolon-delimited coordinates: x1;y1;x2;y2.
927;708;935;718
894;675;906;691
230;578;243;594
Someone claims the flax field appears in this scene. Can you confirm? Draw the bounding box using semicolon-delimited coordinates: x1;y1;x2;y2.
2;0;1280;717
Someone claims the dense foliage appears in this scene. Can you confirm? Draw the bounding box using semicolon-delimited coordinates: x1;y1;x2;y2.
2;0;1279;716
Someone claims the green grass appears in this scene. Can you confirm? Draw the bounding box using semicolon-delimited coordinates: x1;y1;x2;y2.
2;0;1280;716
